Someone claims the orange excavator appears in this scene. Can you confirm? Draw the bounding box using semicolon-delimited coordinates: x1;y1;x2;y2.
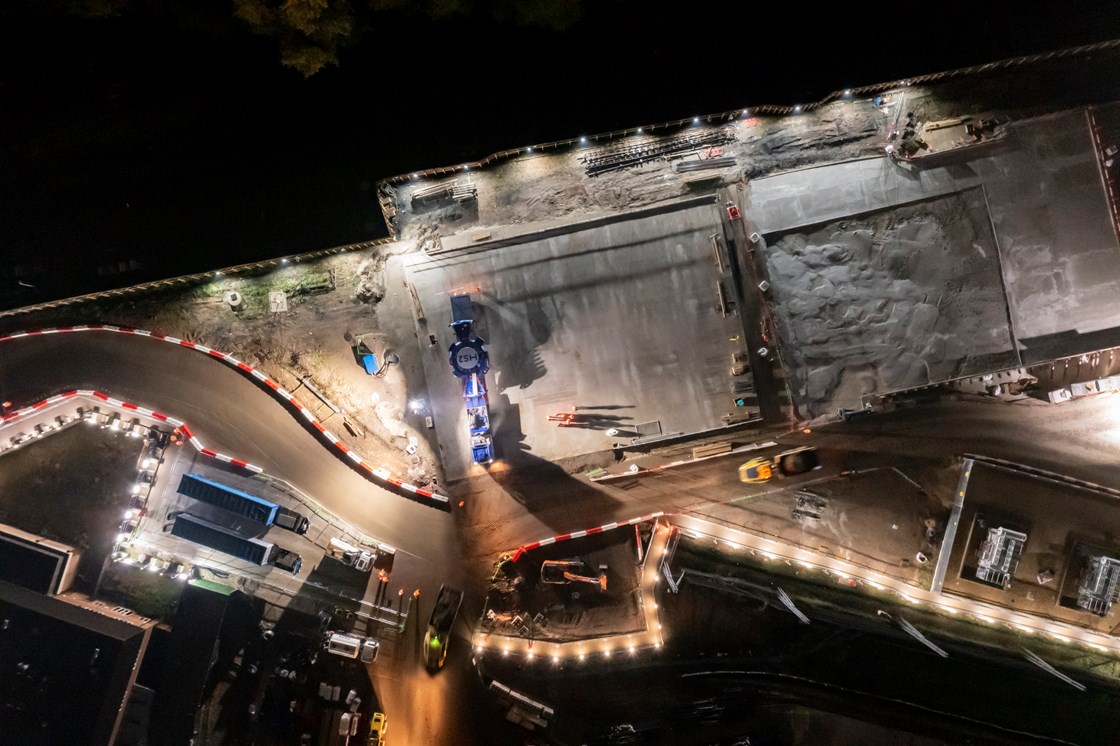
541;560;608;591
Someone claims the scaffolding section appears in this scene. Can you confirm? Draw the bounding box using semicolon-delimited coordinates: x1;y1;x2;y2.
975;526;1028;589
1077;555;1120;616
580;129;735;177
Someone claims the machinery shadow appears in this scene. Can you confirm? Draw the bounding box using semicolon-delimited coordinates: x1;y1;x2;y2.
486;390;622;524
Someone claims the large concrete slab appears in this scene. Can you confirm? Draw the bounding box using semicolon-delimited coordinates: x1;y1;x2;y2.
405;204;748;481
987;109;1120;358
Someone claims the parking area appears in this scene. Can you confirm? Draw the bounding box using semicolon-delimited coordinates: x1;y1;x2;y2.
134;453;395;610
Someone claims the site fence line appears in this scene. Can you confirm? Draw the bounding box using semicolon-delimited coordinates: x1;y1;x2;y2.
253;472;396;556
673;510;928;592
380;39;1120;187
0;326;449;507
0;237;395;320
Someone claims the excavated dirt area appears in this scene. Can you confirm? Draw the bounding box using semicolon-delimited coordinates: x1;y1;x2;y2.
481;527;647;644
764;190;1018;417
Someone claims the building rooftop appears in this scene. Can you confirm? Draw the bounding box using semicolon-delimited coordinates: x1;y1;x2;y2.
0;580;149;746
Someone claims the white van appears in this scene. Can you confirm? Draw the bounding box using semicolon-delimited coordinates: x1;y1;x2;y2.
325;632;362;659
327;538;373;573
360;638;379;663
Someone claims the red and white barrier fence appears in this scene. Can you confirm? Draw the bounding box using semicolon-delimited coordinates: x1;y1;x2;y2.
1;388;264;472
510;512;664;562
0;326;448;506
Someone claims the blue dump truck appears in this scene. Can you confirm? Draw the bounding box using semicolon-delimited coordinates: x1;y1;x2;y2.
177;473;309;534
171;513;302;574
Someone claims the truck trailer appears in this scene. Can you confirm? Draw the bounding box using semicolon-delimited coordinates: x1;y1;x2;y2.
177;473;309;533
327;538;373;572
171;513;302;573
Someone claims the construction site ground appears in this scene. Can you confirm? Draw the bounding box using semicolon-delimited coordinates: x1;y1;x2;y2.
482;526;646;644
2;53;1120;696
2;55;1118;510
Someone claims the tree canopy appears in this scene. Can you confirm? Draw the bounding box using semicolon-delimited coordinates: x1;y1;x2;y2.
14;0;584;78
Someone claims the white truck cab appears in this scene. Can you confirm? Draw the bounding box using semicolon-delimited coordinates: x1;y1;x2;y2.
328;538;373;572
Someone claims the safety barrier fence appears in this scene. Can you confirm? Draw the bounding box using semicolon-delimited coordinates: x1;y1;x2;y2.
380;39;1120;186
0;325;449;508
0;237;393;320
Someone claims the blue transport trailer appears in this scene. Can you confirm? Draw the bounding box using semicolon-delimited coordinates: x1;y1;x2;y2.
172;512;273;565
177;473;309;533
178;473;277;524
171;513;302;573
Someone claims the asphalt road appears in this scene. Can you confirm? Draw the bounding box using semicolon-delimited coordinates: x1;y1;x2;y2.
5;331;1118;596
5;331;1120;744
0;332;460;581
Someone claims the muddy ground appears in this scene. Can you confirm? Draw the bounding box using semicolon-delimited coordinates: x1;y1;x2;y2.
764;190;1018;416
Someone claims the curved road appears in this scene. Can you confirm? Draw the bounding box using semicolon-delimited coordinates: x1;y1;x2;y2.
7;331;1120;576
0;331;461;591
6;330;1120;745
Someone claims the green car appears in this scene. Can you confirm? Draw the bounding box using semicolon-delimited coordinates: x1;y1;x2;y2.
423;585;464;670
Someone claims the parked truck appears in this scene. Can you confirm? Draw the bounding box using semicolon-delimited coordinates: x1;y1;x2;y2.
177;473;309;534
171;513;302;574
423;585;464;670
275;505;311;534
737;446;821;484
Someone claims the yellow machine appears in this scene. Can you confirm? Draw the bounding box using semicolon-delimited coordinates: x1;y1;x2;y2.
738;447;820;484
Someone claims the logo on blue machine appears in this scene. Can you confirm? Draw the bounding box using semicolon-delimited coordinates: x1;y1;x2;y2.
449;337;489;376
456;348;479;369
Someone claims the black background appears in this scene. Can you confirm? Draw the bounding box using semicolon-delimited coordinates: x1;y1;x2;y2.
4;0;1120;308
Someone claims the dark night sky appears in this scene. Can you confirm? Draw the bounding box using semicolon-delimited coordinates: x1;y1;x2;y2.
3;1;1120;309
